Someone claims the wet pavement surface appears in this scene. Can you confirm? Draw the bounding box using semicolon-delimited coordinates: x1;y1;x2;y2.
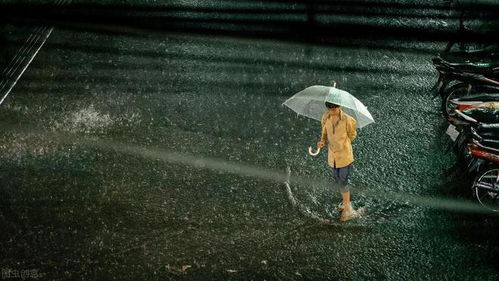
1;9;499;281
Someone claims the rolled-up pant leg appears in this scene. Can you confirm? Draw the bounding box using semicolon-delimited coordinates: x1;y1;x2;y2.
332;164;352;194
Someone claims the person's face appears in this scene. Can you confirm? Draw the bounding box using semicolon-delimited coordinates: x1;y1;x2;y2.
328;105;341;115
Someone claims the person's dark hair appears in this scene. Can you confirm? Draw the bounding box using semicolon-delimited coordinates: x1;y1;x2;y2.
325;102;340;108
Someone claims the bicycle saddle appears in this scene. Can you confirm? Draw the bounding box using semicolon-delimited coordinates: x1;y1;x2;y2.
433;56;499;75
463;108;499;124
476;123;499;138
454;93;499;102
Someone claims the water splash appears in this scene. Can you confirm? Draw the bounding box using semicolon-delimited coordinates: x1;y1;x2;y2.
284;166;337;224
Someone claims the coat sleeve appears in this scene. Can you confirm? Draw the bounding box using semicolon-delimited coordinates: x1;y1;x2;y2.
320;113;327;142
347;117;357;142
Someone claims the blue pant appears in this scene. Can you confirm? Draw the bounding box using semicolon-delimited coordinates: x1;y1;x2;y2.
332;164;353;194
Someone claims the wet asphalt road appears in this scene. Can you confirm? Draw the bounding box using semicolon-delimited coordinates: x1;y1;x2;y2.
1;16;499;281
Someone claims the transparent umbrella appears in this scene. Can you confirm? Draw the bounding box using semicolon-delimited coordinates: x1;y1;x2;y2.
283;84;374;155
283;85;375;128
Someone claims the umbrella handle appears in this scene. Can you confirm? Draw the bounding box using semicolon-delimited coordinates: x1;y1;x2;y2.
308;146;321;156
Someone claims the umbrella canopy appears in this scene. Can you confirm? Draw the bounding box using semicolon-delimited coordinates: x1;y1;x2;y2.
283;85;374;128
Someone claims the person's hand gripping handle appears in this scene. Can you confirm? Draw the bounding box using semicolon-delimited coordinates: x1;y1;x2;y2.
317;140;325;149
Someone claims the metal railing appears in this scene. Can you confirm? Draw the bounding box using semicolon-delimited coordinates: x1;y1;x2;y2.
0;0;72;106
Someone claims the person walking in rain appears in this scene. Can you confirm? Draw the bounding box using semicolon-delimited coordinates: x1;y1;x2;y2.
284;84;374;221
317;102;361;222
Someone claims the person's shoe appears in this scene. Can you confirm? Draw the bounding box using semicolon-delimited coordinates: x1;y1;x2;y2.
340;207;365;222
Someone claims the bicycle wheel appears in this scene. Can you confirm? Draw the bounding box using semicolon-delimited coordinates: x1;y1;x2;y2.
473;167;499;211
441;83;473;118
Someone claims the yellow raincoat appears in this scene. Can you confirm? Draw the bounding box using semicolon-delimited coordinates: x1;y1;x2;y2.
320;110;357;168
